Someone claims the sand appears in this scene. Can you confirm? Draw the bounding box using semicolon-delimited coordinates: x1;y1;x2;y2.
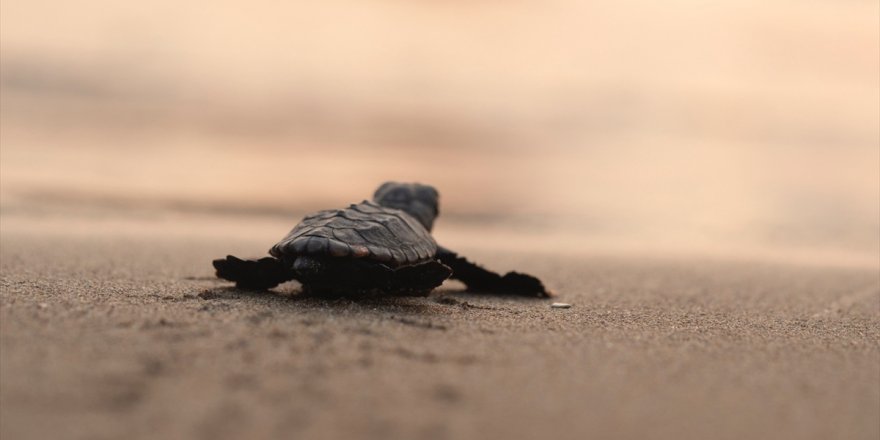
2;0;878;438
1;208;878;440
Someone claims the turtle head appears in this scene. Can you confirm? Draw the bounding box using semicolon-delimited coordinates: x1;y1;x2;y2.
373;182;439;231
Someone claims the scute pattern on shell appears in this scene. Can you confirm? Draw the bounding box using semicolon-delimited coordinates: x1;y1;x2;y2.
269;201;438;266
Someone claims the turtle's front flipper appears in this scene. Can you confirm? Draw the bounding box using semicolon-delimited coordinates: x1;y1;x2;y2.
435;247;551;298
212;255;296;290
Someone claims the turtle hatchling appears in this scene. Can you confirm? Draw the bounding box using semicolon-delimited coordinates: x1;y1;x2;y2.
213;182;550;298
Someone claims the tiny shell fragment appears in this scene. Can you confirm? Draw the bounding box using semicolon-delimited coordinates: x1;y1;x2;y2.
550;303;571;309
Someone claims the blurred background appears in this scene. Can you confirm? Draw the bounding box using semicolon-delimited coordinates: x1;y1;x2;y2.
1;0;878;267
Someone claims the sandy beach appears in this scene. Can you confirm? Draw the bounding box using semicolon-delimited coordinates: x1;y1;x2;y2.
2;0;878;438
1;207;877;440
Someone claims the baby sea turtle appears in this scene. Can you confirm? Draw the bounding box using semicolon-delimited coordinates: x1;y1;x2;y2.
213;182;550;298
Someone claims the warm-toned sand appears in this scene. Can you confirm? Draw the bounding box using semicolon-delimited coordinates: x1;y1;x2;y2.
1;209;877;440
2;0;878;438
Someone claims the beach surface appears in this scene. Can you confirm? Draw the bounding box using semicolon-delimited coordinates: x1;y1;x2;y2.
1;207;877;440
1;1;878;438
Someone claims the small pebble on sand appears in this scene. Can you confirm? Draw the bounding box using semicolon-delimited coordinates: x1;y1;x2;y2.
551;303;571;309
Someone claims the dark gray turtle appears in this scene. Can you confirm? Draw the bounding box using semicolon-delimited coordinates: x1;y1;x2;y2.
213;182;549;297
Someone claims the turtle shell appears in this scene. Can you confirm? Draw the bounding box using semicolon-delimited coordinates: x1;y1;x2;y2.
269;201;438;267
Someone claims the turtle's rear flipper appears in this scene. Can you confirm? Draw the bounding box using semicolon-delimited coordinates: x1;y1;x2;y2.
212;255;295;290
389;260;453;294
436;247;551;298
